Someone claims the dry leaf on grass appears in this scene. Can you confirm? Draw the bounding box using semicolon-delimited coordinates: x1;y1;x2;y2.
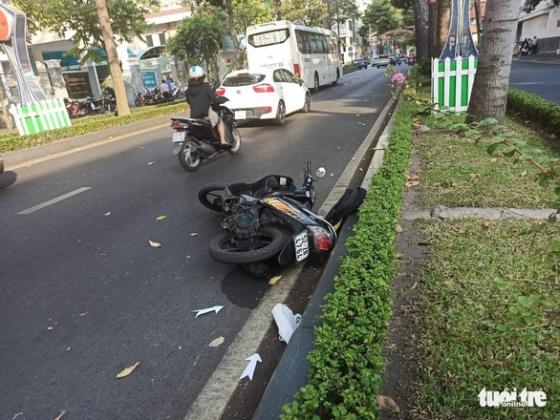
208;336;225;347
378;395;400;413
116;362;140;379
149;240;162;248
268;275;282;285
54;410;66;420
156;215;168;221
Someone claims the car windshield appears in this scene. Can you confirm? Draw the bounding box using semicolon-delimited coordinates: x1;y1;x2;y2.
222;74;266;87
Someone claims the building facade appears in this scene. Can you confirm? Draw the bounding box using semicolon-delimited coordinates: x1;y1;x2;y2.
517;1;560;54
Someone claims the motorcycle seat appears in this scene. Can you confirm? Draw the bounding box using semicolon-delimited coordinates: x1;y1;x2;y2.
226;175;295;198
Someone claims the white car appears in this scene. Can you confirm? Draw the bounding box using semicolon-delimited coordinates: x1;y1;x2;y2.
216;68;311;124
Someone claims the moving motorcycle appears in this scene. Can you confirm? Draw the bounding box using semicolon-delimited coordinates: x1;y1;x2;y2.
199;163;365;277
170;101;241;171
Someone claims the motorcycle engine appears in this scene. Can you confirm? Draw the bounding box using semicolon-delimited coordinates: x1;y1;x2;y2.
197;142;216;157
223;205;260;240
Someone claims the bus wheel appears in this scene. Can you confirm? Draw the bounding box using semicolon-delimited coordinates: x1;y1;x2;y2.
313;73;319;92
332;69;340;86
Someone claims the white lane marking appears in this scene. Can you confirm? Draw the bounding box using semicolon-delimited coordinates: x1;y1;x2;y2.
18;187;91;215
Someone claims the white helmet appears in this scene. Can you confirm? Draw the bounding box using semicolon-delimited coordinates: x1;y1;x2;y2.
189;65;205;79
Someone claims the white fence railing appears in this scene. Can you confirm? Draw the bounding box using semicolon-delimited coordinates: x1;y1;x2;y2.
432;55;478;112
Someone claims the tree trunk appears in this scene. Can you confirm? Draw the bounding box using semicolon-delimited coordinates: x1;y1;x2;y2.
225;0;242;69
467;0;520;122
428;3;437;58
474;0;483;44
436;0;451;56
95;0;130;116
274;0;282;20
413;0;429;61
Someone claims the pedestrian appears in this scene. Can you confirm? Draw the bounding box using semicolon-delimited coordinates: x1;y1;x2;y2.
166;77;176;94
531;36;538;55
159;79;169;100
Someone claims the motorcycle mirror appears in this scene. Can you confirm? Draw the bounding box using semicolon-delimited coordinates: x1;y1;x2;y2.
315;167;326;178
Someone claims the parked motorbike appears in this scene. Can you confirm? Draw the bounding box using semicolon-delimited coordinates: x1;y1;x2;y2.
170;101;241;171
199;163;365;277
64;98;88;118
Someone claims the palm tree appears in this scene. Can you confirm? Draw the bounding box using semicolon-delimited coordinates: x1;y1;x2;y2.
467;0;521;122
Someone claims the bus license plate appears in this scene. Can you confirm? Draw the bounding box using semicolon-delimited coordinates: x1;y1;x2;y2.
172;132;186;143
234;110;247;120
294;231;309;262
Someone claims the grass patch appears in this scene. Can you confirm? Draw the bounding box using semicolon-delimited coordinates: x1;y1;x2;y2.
417;115;559;208
0;101;188;153
281;99;418;419
411;219;560;418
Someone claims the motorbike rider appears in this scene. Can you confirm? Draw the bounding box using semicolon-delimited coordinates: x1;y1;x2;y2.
185;66;227;145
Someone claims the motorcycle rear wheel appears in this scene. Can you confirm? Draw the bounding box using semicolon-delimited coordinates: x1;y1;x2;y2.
209;227;286;264
178;140;201;171
228;128;241;154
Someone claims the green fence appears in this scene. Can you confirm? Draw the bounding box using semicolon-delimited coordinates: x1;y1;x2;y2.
431;55;478;112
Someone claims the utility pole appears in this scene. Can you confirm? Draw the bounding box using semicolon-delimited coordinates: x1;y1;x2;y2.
95;0;130;116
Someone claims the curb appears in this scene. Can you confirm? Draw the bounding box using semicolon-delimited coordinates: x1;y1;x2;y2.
183;92;400;420
3;112;186;170
253;94;402;420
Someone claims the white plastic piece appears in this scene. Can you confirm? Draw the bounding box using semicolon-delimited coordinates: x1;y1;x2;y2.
272;303;302;344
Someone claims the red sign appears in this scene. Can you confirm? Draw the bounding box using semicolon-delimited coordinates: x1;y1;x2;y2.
0;11;10;41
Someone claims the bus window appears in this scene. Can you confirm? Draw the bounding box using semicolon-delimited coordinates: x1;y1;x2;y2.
296;30;306;53
248;29;289;47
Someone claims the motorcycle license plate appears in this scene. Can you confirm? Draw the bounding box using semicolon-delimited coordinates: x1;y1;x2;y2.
172;131;186;143
294;231;309;262
234;110;247;120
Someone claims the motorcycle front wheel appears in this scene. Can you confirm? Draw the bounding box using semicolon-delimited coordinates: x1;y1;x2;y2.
209;227;286;264
228;128;241;155
178;140;201;171
198;184;226;212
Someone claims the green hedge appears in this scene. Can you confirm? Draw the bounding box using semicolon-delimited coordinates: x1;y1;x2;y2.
507;87;560;136
281;100;417;419
0;101;188;153
343;63;359;74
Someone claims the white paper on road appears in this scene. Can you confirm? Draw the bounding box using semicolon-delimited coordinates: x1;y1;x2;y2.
192;305;224;318
240;353;262;381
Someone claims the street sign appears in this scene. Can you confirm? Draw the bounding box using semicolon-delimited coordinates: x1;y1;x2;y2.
142;71;157;89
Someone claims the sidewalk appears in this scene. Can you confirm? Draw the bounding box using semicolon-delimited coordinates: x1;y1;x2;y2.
3;111;186;169
512;53;560;65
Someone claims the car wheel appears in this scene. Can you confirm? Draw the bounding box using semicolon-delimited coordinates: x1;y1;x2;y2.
302;93;311;113
274;100;286;125
313;73;319;92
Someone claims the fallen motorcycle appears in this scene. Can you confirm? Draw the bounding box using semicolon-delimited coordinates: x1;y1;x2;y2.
199;163;365;277
170;101;241;171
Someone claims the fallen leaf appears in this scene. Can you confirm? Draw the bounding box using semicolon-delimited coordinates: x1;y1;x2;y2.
186;255;192;260
469;173;478;179
190;232;199;237
156;215;168;221
411;281;418;290
358;122;367;126
407;172;420;181
147;161;156;166
396;225;404;233
520;171;528;177
268;275;282;285
149;240;162;248
208;336;225;347
406;180;420;188
79;312;88;317
378;395;400;413
116;362;140;379
104;212;111;216
54;410;66;420
490;158;498;163
12;412;23;420
481;221;491;229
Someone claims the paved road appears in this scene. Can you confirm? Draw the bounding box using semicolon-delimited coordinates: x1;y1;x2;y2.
510;60;560;104
0;67;391;420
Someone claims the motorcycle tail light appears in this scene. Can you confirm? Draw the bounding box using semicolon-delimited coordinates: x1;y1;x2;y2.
308;225;333;251
171;120;185;130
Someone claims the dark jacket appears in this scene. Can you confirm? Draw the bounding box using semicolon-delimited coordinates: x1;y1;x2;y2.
185;83;219;118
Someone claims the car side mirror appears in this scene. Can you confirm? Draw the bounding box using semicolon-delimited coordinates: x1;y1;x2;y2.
298;79;304;86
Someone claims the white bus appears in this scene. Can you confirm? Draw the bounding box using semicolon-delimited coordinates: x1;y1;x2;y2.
246;20;342;91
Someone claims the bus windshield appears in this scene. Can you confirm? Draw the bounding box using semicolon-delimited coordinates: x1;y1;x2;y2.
248;29;290;48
